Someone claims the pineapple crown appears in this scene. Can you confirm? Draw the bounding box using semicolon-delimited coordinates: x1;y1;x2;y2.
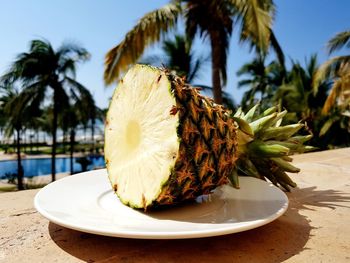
230;104;315;191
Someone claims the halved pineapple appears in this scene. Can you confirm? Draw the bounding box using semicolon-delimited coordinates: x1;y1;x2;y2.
105;64;312;210
105;65;237;209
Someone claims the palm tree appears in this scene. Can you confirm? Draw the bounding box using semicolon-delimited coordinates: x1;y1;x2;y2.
1;39;90;181
237;54;285;110
104;0;276;104
141;34;208;83
314;30;350;114
65;83;98;174
0;85;24;189
143;34;237;109
274;55;329;143
0;84;39;189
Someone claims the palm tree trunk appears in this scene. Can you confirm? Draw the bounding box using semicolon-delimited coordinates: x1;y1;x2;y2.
30;134;33;153
91;119;95;152
70;129;75;175
84;126;87;143
51;90;58;182
63;130;66;153
23;130;26;154
36;130;39;152
16;128;24;190
210;31;223;104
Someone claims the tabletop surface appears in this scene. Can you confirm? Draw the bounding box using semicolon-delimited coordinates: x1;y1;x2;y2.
1;148;350;263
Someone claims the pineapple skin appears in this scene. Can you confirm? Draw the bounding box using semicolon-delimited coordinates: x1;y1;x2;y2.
153;73;238;207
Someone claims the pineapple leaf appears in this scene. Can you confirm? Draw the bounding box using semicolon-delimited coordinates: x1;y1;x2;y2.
237;158;261;178
250;113;277;134
289;135;313;144
242;104;259;122
271;110;287;127
235;105;314;192
248;140;290;158
273;168;297;189
234;107;244;118
261;124;304;141
261;106;277;117
228;169;240;189
282;155;293;162
231;116;254;136
271;157;300;173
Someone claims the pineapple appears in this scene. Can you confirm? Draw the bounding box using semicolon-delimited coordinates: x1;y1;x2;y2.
105;64;313;209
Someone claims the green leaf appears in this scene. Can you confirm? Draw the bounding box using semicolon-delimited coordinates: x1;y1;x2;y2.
242;104;259;121
289;135;313;144
320;118;338;136
273;168;297;189
231;116;254;136
261;124;304;141
228;169;240;189
234;107;244;118
271;157;300;173
250;113;277;134
261;106;277;117
236;158;260;178
248;140;289;158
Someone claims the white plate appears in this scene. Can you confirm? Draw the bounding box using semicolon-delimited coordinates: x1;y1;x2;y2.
34;169;288;239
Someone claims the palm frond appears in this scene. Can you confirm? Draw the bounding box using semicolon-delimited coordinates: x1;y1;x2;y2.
188;54;208;83
313;55;350;90
319;115;340;136
322;79;342;114
327;30;350;54
104;2;181;85
57;42;90;61
231;0;274;52
65;76;90;97
57;42;90;79
306;54;318;79
29;39;53;55
64;77;95;109
237;79;253;88
21;81;47;110
59;58;77;78
269;29;285;69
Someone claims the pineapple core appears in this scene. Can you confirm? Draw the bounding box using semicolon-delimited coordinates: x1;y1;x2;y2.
105;65;179;208
125;120;141;150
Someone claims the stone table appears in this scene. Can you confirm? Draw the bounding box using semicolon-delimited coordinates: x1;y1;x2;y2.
1;148;350;262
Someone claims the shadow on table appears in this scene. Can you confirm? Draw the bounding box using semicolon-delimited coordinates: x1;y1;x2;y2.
49;186;350;263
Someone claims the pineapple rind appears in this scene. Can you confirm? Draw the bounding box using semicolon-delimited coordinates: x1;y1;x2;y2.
151;73;238;207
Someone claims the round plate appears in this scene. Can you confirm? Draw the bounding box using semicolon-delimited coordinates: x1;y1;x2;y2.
34;169;288;239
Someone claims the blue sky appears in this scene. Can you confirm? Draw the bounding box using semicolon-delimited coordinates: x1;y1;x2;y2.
0;0;349;108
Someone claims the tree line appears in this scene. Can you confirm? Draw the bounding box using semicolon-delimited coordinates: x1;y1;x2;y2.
0;40;102;190
104;0;350;150
1;1;349;190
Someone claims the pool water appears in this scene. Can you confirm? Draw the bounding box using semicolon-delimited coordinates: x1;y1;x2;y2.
0;155;105;179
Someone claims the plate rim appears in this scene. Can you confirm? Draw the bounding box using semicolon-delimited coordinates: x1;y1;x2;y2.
34;169;289;239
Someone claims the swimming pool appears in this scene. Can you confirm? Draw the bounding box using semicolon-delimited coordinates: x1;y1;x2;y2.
0;155;105;179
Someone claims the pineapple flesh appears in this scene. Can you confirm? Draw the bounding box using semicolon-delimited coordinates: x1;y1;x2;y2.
105;64;312;210
105;65;180;208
